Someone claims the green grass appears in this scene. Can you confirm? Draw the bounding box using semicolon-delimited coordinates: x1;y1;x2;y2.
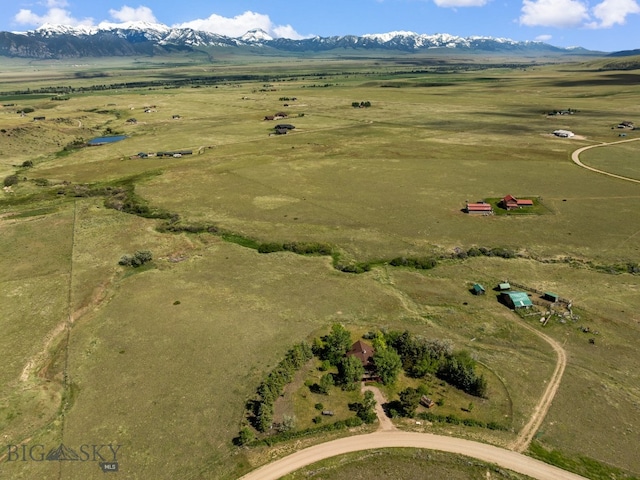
1;55;640;479
281;448;536;479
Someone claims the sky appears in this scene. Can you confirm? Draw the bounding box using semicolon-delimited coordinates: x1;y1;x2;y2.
4;0;640;52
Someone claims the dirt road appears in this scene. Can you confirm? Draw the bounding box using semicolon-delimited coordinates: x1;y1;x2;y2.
238;430;587;480
571;138;640;184
510;318;567;452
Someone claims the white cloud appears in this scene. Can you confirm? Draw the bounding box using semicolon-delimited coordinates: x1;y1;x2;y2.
173;10;303;38
434;0;489;6
14;7;93;27
589;0;640;27
520;0;589;27
535;34;553;41
45;0;69;7
109;6;158;23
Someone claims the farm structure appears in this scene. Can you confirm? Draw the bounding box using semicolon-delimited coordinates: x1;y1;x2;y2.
420;395;435;408
466;202;493;215
156;150;193;157
500;291;534;309
553;129;575;138
264;112;288;121
501;195;534;210
472;283;486;295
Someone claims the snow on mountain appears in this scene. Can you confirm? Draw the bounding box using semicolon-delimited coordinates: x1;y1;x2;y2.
240;29;274;44
0;23;585;58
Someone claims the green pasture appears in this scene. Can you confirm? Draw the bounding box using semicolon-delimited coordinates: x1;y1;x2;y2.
1;55;639;479
579;140;640;180
281;448;535;479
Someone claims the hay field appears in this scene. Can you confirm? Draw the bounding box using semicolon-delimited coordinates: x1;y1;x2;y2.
1;55;639;479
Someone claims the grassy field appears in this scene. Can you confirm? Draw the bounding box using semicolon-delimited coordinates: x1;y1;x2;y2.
1;54;639;479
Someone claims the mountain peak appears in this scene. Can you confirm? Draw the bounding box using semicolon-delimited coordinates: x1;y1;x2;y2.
240;28;273;42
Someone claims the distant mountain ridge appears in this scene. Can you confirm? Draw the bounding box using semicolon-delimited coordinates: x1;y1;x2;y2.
0;22;599;58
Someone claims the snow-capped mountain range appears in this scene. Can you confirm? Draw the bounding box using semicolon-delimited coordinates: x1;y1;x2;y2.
0;21;595;59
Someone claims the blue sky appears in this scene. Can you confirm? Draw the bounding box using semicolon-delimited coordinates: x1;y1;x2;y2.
5;0;640;52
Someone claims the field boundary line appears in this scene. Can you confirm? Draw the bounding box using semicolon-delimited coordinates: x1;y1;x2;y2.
571;138;640;184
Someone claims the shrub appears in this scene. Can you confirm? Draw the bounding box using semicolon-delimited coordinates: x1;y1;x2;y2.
3;175;19;187
118;250;153;268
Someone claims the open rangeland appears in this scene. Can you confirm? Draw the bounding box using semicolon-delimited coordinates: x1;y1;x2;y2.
1;54;639;480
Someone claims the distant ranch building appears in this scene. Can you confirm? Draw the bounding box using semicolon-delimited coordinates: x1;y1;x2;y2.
553;129;575;138
500;291;533;309
501;195;533;210
466;202;493;215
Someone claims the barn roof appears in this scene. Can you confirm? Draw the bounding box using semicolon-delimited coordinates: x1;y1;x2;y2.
504;291;533;308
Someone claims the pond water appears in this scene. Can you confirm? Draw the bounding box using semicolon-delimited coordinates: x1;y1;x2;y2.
87;135;127;145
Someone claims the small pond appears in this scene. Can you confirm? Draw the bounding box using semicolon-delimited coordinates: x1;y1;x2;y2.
87;135;127;145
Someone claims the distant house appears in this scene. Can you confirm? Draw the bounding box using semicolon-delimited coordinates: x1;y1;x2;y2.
498;282;511;291
274;128;289;135
466;202;493;215
33;116;45;121
543;292;559;303
264;115;275;121
617;121;634;129
346;340;375;368
172;115;181;120
274;112;288;118
500;291;533;309
275;124;295;130
501;195;534;210
472;283;486;295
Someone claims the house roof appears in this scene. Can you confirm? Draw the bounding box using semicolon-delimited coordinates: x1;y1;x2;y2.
347;340;375;366
499;282;511;290
517;199;534;206
503;194;517;203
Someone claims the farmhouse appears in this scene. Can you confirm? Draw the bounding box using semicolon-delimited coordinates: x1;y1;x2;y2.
501;195;534;210
617;121;634;129
500;291;533;309
466;202;493;214
553;129;575;138
275;124;295;131
346;340;375;368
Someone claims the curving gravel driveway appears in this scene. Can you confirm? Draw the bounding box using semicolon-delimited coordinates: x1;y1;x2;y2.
238;430;587;480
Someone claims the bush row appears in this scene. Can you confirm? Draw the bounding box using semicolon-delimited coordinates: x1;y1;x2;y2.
257;241;333;256
247;416;363;447
416;411;508;431
250;342;313;433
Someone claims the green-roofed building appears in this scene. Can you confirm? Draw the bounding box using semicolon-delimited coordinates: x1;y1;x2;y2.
472;283;486;295
501;291;533;309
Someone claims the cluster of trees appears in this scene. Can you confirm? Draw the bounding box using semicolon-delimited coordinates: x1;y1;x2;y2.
385;330;487;398
118;250;153;268
452;246;517;260
352;101;372;108
313;324;363;390
349;390;377;423
389;256;437;270
251;342;313;432
257;241;333;256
